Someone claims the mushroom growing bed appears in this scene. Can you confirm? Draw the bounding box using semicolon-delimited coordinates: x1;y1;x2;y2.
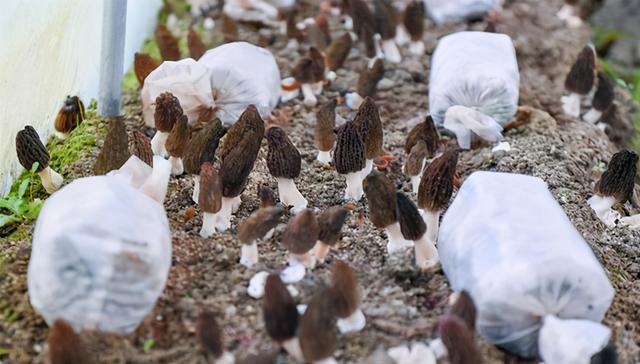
1;0;640;363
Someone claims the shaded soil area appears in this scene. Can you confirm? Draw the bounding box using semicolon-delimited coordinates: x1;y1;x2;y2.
1;0;639;363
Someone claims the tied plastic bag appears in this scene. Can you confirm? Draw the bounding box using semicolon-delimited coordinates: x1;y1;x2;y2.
142;42;281;126
28;156;172;334
429;32;519;149
424;0;502;24
438;171;614;362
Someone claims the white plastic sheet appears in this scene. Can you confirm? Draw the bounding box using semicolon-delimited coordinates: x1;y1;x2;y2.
438;171;614;361
424;0;502;24
28;156;172;334
429;32;519;148
142;42;281;126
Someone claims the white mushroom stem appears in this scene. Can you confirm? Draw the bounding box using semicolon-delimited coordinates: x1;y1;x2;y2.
281;260;306;283
231;195;242;213
139;156;172;204
410;175;421;194
311;81;324;96
587;195;620;228
394;25;410;45
344;171;365;201
337;308;366;333
371;34;384;67
360;159;374;179
301;83;318;107
38;167;63;194
344;92;364;110
561;93;582;118
385;222;414;254
282;337;304;362
343;15;354;30
214;351;235;364
240;241;259;268
582;107;602;124
169;156;184;176
428;338;447;359
326;70;337;82
151;131;169;157
620;214;640;229
381;39;401;63
200;196;236;237
291;251;316;269
409;40;425;56
276;177;308;214
312;240;331;263
314;357;338;364
192;175;200;203
414;234;439;270
317;150;332;165
422;209;441;243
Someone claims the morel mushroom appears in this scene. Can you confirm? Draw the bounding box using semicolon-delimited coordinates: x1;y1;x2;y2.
448;291;477;331
183;118;227;203
297;15;332;51
363;171;412;253
396;191;439;270
266;127;308;213
221;13;240;43
263;274;303;361
259;184;278;208
299;288;339;364
373;0;401;63
16;125;56;194
588;150;638;227
165;115;190;175
345;58;385;109
417;148;459;244
54;96;85;134
313;206;349;262
282;209;320;268
48;320;90;364
134;52;159;88
152;92;183;157
130;131;154;167
561;45;596;118
237;206;284;267
404;141;428;193
199;162;223;238
155;24;181;61
94;118;131;175
324;33;352;79
289;48;326;107
333;121;366;201
352;96;383;178
404;115;440;157
403;1;425;55
438;314;483;364
196;312;235;364
583;72;615;124
331;260;365;333
315;99;338;165
346;0;377;58
188;28;207;60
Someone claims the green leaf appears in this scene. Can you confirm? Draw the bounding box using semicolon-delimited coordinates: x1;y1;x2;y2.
17;178;30;199
25;200;43;220
143;338;155;353
0;214;18;228
30;161;40;174
0;347;10;359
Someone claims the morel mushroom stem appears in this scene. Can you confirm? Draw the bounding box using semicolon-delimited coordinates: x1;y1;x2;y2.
290;252;316;269
385;222;413;254
282;338;304;361
200;197;235;237
345;92;365;110
337;309;366;334
395;25;410;46
313;240;331;263
414;233;439;270
344;171;365;201
301;83;318;107
561;92;582;118
422;209;441;244
409;40;425;56
317;150;332;164
38;167;64;194
193;175;200;203
361;159;374;179
277;177;308;214
381;38;401;64
169;156;184;175
151;131;170;157
241;241;259;267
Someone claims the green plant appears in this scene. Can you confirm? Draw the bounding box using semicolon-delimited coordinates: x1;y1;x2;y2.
0;162;43;228
0;347;9;359
143;338;155;353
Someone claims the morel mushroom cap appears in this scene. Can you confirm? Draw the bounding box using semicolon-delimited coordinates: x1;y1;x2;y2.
199;162;222;214
595;150;638;204
325;33;352;71
333;122;365;174
219;129;262;198
316;99;338;152
299;288;338;362
188;29;207;60
592;72;615;112
590;343;618;364
165;115;190;158
347;0;377;58
94;118;131;175
309;47;326;79
449;291;477;331
221;13;240;43
130;131;154;167
196;311;225;358
154;92;183;133
134;52;159;87
218;105;265;163
183;119;227;175
404;115;439;157
291;54;325;84
54;95;85;134
363;170;397;228
284;8;303;41
266;127;302;179
318;206;349;246
403;1;425;41
564;45;596;95
418;148;459;212
404;141;428;176
353;96;383;159
330;260;360;318
155;24;181;61
357;59;385;98
373;0;397;40
439;314;483;364
48;320;90;364
396;191;426;240
282;209;319;254
306;20;331;51
263;274;299;342
259;185;278;208
238;206;284;244
16;126;49;172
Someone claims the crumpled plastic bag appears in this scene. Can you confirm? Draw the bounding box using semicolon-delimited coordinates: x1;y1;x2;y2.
429;32;519;148
142;42;281;126
28;156;172;334
424;0;502;24
438;171;614;362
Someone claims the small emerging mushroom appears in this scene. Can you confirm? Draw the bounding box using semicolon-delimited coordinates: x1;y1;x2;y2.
15;126;63;194
199;162;223;238
155;24;181;61
344;58;385;109
54;96;85;134
396;191;439;270
188;28;207;60
404;141;428;193
165;115;190;175
152;92;183;157
282;209;319;268
417;148;459;244
259;184;278;208
448;291;477;331
183;118;227;203
588;150;638;227
438;314;483;364
237;206;284;267
94;117;131;175
130;131;154;167
313;206;349;262
334;121;366;201
403;1;425;55
196;311;235;364
134;52;159;88
263;274;303;361
48;320;91;364
266;127;308;213
583;72;615;124
363;171;413;253
373;0;401;63
315;99;338;165
299;288;339;364
353;96;384;178
561;45;596;118
331;260;366;333
324;33;353;80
